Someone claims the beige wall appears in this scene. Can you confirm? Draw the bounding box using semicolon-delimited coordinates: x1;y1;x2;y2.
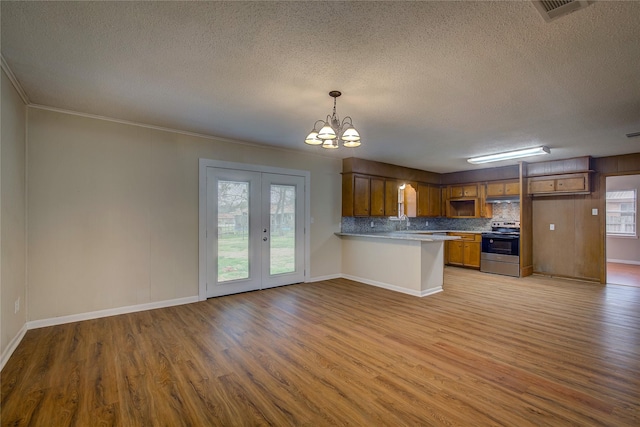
27;108;342;321
1;70;27;355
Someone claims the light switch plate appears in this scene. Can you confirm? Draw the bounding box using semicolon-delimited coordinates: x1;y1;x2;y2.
550;224;555;231
592;208;598;215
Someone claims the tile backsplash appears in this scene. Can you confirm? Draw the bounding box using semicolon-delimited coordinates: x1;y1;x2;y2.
341;202;520;233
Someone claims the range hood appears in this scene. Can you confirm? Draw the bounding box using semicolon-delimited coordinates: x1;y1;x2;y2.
485;196;520;204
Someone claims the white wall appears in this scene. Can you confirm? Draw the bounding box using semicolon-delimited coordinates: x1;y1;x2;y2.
1;69;27;358
27;107;342;321
606;174;640;264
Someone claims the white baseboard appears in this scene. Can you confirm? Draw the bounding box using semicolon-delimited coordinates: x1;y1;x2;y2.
26;296;199;330
306;273;342;283
607;259;640;266
1;323;28;371
342;274;442;297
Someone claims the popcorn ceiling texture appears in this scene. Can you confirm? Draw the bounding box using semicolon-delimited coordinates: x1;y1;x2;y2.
2;1;639;173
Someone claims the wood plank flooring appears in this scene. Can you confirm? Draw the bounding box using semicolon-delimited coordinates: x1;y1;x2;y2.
2;268;640;426
608;262;640;287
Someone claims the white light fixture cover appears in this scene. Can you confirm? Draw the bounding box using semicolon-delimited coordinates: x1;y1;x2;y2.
304;91;362;149
467;146;550;164
304;130;322;145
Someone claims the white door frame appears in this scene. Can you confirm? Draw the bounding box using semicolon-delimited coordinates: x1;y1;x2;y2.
198;159;311;301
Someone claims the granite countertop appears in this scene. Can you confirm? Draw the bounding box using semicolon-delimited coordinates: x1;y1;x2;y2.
335;231;462;242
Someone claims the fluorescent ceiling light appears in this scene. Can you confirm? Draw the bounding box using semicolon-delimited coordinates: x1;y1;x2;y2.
467;146;550;164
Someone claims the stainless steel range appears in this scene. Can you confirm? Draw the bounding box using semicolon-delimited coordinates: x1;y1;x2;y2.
480;221;520;277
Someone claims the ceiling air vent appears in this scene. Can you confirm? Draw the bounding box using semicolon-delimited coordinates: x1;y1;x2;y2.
532;0;591;22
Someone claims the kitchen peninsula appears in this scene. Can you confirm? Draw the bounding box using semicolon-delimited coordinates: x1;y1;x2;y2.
337;232;460;297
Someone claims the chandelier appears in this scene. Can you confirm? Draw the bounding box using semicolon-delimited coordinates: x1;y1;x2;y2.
304;91;361;149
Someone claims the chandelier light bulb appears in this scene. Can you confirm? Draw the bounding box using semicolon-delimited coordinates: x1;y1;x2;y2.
318;122;337;140
322;139;339;149
341;126;360;142
304;130;322;145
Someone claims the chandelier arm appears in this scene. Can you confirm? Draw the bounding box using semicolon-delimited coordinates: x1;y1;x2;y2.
313;119;325;130
341;116;354;126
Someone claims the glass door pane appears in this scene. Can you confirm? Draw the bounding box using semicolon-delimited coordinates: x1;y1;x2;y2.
269;184;296;275
217;180;250;282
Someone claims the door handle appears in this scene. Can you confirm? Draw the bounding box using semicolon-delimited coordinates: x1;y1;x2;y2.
263;237;268;241
263;228;268;233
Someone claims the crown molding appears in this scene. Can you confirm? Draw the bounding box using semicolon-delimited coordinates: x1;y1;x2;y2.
27;103;336;159
2;55;335;160
1;55;30;105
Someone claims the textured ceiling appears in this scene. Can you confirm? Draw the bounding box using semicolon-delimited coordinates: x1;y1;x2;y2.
2;1;639;173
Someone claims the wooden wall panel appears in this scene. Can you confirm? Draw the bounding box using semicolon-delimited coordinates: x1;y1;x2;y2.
532;197;576;278
343;157;440;184
519;163;533;277
441;165;519;185
573;194;601;281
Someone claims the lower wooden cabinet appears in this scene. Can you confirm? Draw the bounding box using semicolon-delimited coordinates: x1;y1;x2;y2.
446;233;481;269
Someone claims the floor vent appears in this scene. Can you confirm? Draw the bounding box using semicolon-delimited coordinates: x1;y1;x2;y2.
532;0;592;22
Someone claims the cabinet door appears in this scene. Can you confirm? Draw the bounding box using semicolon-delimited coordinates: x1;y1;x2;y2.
427;185;441;217
370;177;385;217
342;173;354;216
353;175;370;216
504;181;520;195
448;241;464;266
450;186;464;198
463;242;481;268
529;179;555;194
416;183;430;217
486;182;505;197
463;185;478;198
556;176;586;192
384;179;399;217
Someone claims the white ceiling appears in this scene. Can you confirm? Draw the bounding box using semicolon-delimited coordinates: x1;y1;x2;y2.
2;1;639;173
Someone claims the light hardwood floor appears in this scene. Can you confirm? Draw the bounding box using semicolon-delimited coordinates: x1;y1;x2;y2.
608;262;640;287
2;268;639;426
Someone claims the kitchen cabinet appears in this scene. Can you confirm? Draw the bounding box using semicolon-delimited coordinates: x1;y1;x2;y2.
384;179;399;217
446;233;481;269
342;173;398;217
486;180;520;197
449;184;478;199
416;183;441;217
445;182;494;218
528;172;590;195
446;199;480;218
370;177;385;216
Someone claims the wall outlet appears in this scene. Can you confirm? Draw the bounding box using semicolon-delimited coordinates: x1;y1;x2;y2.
14;297;20;314
550;224;555;231
425;220;429;226
592;208;598;215
370;221;374;227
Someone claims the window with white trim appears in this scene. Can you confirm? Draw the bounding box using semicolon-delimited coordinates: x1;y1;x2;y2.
606;190;637;237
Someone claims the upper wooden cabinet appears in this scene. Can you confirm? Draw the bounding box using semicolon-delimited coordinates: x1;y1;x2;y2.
384;179;399;217
449;184;478;199
342;173;399;217
486;180;520;198
445;183;492;218
416;183;441;217
528;173;591;196
370;177;385;217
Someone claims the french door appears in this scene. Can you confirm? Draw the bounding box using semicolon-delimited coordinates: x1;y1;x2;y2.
200;161;307;298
